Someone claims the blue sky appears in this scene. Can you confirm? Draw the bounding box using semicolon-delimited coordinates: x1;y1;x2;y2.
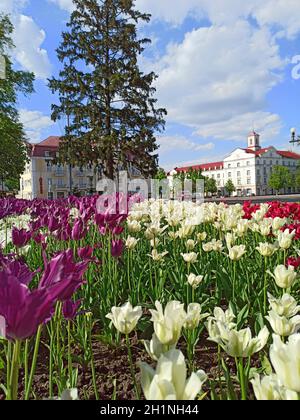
2;0;300;170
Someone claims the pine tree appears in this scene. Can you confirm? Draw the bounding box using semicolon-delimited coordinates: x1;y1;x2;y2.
0;14;34;190
49;0;166;179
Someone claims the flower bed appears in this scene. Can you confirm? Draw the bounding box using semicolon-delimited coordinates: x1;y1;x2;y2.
0;196;300;400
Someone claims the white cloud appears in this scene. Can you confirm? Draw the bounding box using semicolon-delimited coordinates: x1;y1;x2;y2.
19;109;54;142
13;15;52;79
195;112;283;142
158;135;214;154
48;0;74;12
48;0;300;38
0;0;28;14
0;1;51;79
149;21;284;141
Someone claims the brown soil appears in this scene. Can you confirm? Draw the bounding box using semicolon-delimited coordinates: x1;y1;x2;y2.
0;332;257;400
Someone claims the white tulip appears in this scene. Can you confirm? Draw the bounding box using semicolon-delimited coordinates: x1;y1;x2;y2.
270;334;300;393
125;236;139;250
186;239;196;251
106;302;142;335
272;217;287;232
259;219;272;236
251;374;298;400
140;349;207;400
209;306;236;329
228;245;246;261
127;220;142;233
225;233;236;249
210;325;269;358
149;249;168;261
266;310;300;337
268;293;300;318
256;242;278;257
277;229;295;250
181;252;198;264
187;273;204;289
268;265;298;289
150;301;186;346
184;303;209;330
143;333;175;361
235;219;249;237
197;232;207;241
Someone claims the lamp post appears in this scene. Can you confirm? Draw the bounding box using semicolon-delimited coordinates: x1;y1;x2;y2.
290;127;300;145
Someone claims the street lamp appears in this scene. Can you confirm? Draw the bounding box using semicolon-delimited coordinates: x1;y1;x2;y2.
290;127;300;145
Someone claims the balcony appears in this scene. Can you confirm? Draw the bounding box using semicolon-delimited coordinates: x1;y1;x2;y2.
53;183;68;189
54;171;66;177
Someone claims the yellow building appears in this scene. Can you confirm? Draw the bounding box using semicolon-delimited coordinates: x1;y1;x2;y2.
18;137;96;199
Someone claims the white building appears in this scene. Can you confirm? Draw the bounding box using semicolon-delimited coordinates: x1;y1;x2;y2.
175;132;300;196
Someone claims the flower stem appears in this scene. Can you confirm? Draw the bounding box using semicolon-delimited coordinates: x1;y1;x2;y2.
9;339;21;400
25;325;42;400
125;334;140;399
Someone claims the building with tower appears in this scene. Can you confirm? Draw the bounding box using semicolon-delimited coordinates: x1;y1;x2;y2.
175;132;300;196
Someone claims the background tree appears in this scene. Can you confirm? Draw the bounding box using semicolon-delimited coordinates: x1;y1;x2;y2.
225;179;236;196
0;14;34;190
205;177;217;196
268;165;292;194
49;0;166;179
294;162;300;191
154;168;167;181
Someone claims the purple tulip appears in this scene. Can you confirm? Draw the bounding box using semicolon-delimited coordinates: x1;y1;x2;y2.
63;299;81;320
112;226;124;235
78;246;94;260
111;239;124;258
0;271;56;340
71;219;86;241
0;251;89;341
3;259;36;285
12;228;31;248
39;250;88;301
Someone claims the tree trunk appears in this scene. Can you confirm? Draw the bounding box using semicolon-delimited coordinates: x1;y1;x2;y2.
105;7;114;180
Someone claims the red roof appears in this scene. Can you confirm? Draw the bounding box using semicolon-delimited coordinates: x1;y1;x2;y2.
38;136;61;147
244;147;272;156
176;161;224;172
244;148;300;159
277;150;300;159
30;136;61;158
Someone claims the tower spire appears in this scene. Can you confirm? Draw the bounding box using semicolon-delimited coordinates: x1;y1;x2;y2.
247;131;261;151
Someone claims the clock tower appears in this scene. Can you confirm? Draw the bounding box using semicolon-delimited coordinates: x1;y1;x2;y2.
247;131;261;151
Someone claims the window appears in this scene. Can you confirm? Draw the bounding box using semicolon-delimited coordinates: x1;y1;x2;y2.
257;169;260;175
237;171;241;177
237;179;241;185
45;151;50;158
247;161;250;166
57;178;64;187
247;178;251;185
237;163;241;168
57;192;65;199
228;164;231;169
217;174;221;178
228;172;232;178
247;170;251;176
48;192;53;200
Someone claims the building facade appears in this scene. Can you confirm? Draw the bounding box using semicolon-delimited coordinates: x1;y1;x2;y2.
175;132;300;196
18;137;97;200
18;136;144;199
